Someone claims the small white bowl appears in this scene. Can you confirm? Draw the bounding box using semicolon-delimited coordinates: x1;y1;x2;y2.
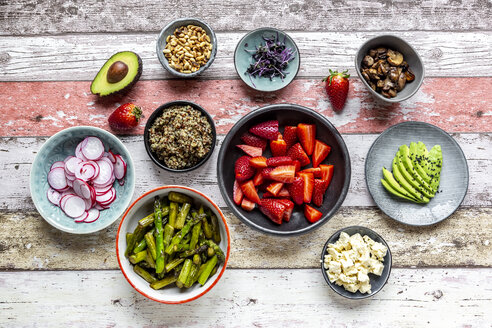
116;185;231;304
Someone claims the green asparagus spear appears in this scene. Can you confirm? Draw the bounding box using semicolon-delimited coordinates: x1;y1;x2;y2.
165;258;184;272
173;243;190;252
202;217;213;239
207;247;215;257
176;259;193;288
125;213;154;257
133;238;147;254
202;239;225;263
175;202;191;230
210;213;221;243
184;263;199;288
145;249;156;269
126;232;133;245
210;265;218;278
168;191;193;204
163;224;174;248
133;265;157;283
144;231;157;260
150;275;178;290
190;221;201;250
179;244;208;258
165;214;205;255
154;197;165;274
201;252;208;264
161;205;170;217
169;202;178;228
129;250;147;264
193;253;202;266
198;255;218;286
138;213;154;227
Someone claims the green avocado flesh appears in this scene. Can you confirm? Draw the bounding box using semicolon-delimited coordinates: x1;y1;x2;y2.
381;142;442;204
90;51;142;96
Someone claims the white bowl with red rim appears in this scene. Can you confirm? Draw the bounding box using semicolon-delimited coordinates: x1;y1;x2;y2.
116;185;231;304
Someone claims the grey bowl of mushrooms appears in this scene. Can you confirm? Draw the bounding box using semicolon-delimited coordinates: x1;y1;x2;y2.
355;35;424;103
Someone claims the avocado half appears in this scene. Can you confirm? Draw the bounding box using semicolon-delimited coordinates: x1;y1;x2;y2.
90;51;142;96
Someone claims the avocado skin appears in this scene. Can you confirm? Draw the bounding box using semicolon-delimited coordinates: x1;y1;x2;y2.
399;145;436;195
90;51;142;97
394;150;434;199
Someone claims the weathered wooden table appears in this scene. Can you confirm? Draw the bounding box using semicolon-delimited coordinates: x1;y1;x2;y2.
1;1;491;327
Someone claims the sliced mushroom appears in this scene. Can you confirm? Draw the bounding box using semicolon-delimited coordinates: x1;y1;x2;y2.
362;55;374;67
378;61;389;75
369;81;377;91
387;49;404;66
361;69;371;82
382;78;395;91
401;61;409;71
396;73;407;91
387;89;397;98
381;90;391;98
389;67;399;82
368;68;380;80
376;79;385;89
376;47;387;55
405;69;415;82
369;49;378;58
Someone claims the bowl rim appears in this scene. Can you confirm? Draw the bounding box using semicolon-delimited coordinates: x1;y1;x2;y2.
143;100;217;173
320;225;393;299
29;125;136;234
364;120;469;226
354;34;425;103
217;103;351;236
233;27;301;92
115;185;231;304
156;17;217;78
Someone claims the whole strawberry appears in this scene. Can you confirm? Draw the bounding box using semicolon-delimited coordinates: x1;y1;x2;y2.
323;69;350;112
108;103;142;131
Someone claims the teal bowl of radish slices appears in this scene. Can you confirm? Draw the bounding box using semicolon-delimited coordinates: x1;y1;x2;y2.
30;126;135;234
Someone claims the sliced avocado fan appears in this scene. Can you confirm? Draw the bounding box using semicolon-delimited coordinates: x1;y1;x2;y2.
409;142;433;184
399;145;436;196
426;145;443;191
91;51;142;96
394;151;434;199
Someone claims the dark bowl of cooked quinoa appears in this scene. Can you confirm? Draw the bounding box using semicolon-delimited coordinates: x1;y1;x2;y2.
144;100;216;172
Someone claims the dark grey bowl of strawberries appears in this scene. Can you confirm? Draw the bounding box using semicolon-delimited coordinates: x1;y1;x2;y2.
217;104;351;236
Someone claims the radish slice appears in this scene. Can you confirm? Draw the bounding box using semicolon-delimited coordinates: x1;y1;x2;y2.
84;208;100;223
114;155;126;180
73;179;91;199
75;141;88;161
59;194;75;209
64;155;75;163
50;161;65;170
106;150;117;164
65;173;76;181
47;188;61;206
93;160;113;185
64;156;82;176
99;156;114;170
81;137;104;161
94;184;113;195
63;196;86;218
96;187;115;204
48;167;68;190
74;211;89;223
75;161;98;181
67;179;74;188
94;204;105;210
84;197;93;211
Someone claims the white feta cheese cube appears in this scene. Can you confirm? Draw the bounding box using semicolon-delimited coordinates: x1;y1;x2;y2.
328;261;342;274
357;271;370;283
359;282;372;294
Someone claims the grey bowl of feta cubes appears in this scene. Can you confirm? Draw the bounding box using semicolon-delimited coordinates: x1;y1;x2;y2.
321;226;392;299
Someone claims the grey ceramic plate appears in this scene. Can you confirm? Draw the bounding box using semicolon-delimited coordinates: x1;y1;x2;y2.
321;226;392;299
365;121;469;226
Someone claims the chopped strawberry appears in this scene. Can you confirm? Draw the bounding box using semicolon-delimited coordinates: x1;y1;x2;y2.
287;143;310;166
283;126;298;149
236;144;263;157
313;179;330;207
304;204;323;223
269;165;296;183
270;135;287;157
261;167;275;180
240;180;260;204
312;140;331;168
266;156;293;167
297;123;316;156
277;199;294;222
259;199;286;224
278;187;290;198
241;198;256;211
241;132;267;150
287;177;304;205
299;167;321;178
266;182;284;196
297;172;314;203
235;156;255;182
250;156;267;169
252;171;264;186
292;160;301;172
262;191;275;198
233;180;244;205
249;120;279;140
319;164;334;184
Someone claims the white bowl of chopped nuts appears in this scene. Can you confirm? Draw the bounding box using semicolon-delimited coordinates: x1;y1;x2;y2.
321;226;392;299
156;18;217;78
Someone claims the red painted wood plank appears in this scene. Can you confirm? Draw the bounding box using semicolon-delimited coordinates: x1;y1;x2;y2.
0;78;490;136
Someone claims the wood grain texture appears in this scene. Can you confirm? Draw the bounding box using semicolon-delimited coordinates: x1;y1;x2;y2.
1;207;490;270
0;32;491;81
1;134;490;211
1;1;491;35
1;78;491;137
1;268;491;327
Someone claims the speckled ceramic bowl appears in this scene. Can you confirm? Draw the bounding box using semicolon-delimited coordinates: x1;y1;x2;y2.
234;27;300;92
321;226;392;299
116;186;231;304
156;18;217;78
29;126;135;234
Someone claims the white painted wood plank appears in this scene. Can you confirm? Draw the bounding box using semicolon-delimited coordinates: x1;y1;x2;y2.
0;31;491;81
1;0;491;35
0;269;490;327
1;134;490;211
